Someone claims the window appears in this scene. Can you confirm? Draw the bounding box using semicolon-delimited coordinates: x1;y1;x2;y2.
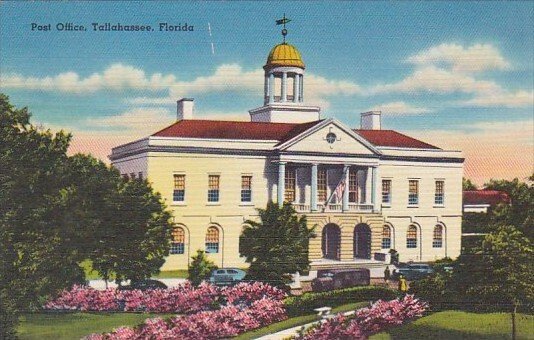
122;174;129;180
130;172;135;179
433;225;443;248
138;172;143;180
170;227;185;254
349;171;358;203
408;180;419;205
407;225;418;248
208;175;220;202
285;168;296;202
382;180;392;205
173;174;186;202
241;175;252;202
318;169;327;202
382;225;392;249
435;180;444;205
205;227;219;253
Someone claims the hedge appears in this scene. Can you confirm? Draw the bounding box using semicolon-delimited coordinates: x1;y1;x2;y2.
284;286;398;317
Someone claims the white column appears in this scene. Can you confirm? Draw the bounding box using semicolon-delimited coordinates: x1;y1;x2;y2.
311;163;318;211
278;162;286;207
269;73;274;103
264;75;269;105
342;165;350;212
372;166;378;212
299;75;304;102
293;74;299;103
281;72;287;102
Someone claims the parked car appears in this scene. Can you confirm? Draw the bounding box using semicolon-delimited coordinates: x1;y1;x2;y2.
119;279;168;291
392;263;434;281
209;268;246;286
311;268;370;292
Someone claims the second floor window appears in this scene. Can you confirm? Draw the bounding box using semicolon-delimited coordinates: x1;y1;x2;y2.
173;174;185;202
208;175;220;202
408;180;419;205
435;180;444;205
349;171;358;203
318;169;327;202
285;168;296;202
241;175;252;202
382;180;392;205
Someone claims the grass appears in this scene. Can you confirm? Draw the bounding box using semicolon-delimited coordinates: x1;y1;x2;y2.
80;260;189;280
17;312;174;340
234;301;369;340
370;311;534;340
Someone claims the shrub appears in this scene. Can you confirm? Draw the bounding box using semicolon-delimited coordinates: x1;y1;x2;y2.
295;295;428;339
188;250;217;286
284;286;398;317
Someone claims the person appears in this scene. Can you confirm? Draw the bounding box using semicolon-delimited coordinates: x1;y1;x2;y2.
398;274;408;294
384;266;391;283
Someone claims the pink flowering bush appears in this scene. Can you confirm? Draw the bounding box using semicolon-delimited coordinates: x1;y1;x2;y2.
85;299;287;339
297;295;428;339
45;281;286;314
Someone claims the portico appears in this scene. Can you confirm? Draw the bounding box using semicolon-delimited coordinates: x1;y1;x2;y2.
275;158;380;214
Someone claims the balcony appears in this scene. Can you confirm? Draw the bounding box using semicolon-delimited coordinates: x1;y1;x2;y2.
292;202;375;213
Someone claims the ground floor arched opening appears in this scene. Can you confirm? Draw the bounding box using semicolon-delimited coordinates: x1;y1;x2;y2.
354;223;372;259
322;223;341;260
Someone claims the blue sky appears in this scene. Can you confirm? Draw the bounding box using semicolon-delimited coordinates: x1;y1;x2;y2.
1;1;532;183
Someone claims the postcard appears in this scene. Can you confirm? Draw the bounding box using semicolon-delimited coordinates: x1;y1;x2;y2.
1;1;532;339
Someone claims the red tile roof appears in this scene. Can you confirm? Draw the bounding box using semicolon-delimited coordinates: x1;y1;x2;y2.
463;190;511;206
354;130;440;150
152;119;322;143
152;120;440;149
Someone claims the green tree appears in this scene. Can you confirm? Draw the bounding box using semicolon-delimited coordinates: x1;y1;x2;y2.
240;202;315;288
0;94;173;335
463;177;478;190
451;226;534;339
483;177;533;239
188;250;217;286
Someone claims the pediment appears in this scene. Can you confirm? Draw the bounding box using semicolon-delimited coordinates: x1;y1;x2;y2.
277;119;380;155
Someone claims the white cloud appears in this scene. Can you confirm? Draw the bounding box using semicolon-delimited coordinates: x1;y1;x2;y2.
461;90;533;108
86;108;175;133
407;43;511;73
370;65;502;95
367;101;432;115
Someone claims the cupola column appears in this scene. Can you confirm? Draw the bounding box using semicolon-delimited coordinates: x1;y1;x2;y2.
293;73;300;103
299;74;304;102
268;73;275;103
281;72;287;102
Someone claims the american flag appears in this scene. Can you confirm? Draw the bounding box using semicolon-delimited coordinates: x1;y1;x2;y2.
334;178;346;202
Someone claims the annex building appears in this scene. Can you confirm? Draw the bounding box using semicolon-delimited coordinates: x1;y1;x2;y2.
110;35;464;272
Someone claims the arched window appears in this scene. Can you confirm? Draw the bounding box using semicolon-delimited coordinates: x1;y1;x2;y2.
407;225;418;248
381;225;392;249
170;227;185;254
433;225;443;248
205;227;220;254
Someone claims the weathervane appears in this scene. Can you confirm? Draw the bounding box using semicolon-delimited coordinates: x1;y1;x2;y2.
276;14;291;43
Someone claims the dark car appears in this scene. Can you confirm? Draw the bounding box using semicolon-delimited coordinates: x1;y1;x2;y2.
392;263;434;281
119;279;168;291
311;268;370;292
209;268;246;286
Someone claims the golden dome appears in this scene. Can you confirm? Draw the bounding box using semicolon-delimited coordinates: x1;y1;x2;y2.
265;43;305;69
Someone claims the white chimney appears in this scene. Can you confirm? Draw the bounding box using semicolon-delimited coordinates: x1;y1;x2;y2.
177;98;194;120
360;111;381;130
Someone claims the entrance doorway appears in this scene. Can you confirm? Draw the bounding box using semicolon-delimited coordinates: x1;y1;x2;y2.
354;224;372;259
322;224;341;260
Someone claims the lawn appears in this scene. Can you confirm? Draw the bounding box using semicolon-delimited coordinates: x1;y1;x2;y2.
235;301;369;340
370;311;534;340
80;259;189;280
17;312;173;340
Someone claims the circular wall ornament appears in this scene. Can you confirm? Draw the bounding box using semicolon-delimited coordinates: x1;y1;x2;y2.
326;132;337;144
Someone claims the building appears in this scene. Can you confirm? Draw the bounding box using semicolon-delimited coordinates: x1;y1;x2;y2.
110;34;464;272
463;190;511;213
